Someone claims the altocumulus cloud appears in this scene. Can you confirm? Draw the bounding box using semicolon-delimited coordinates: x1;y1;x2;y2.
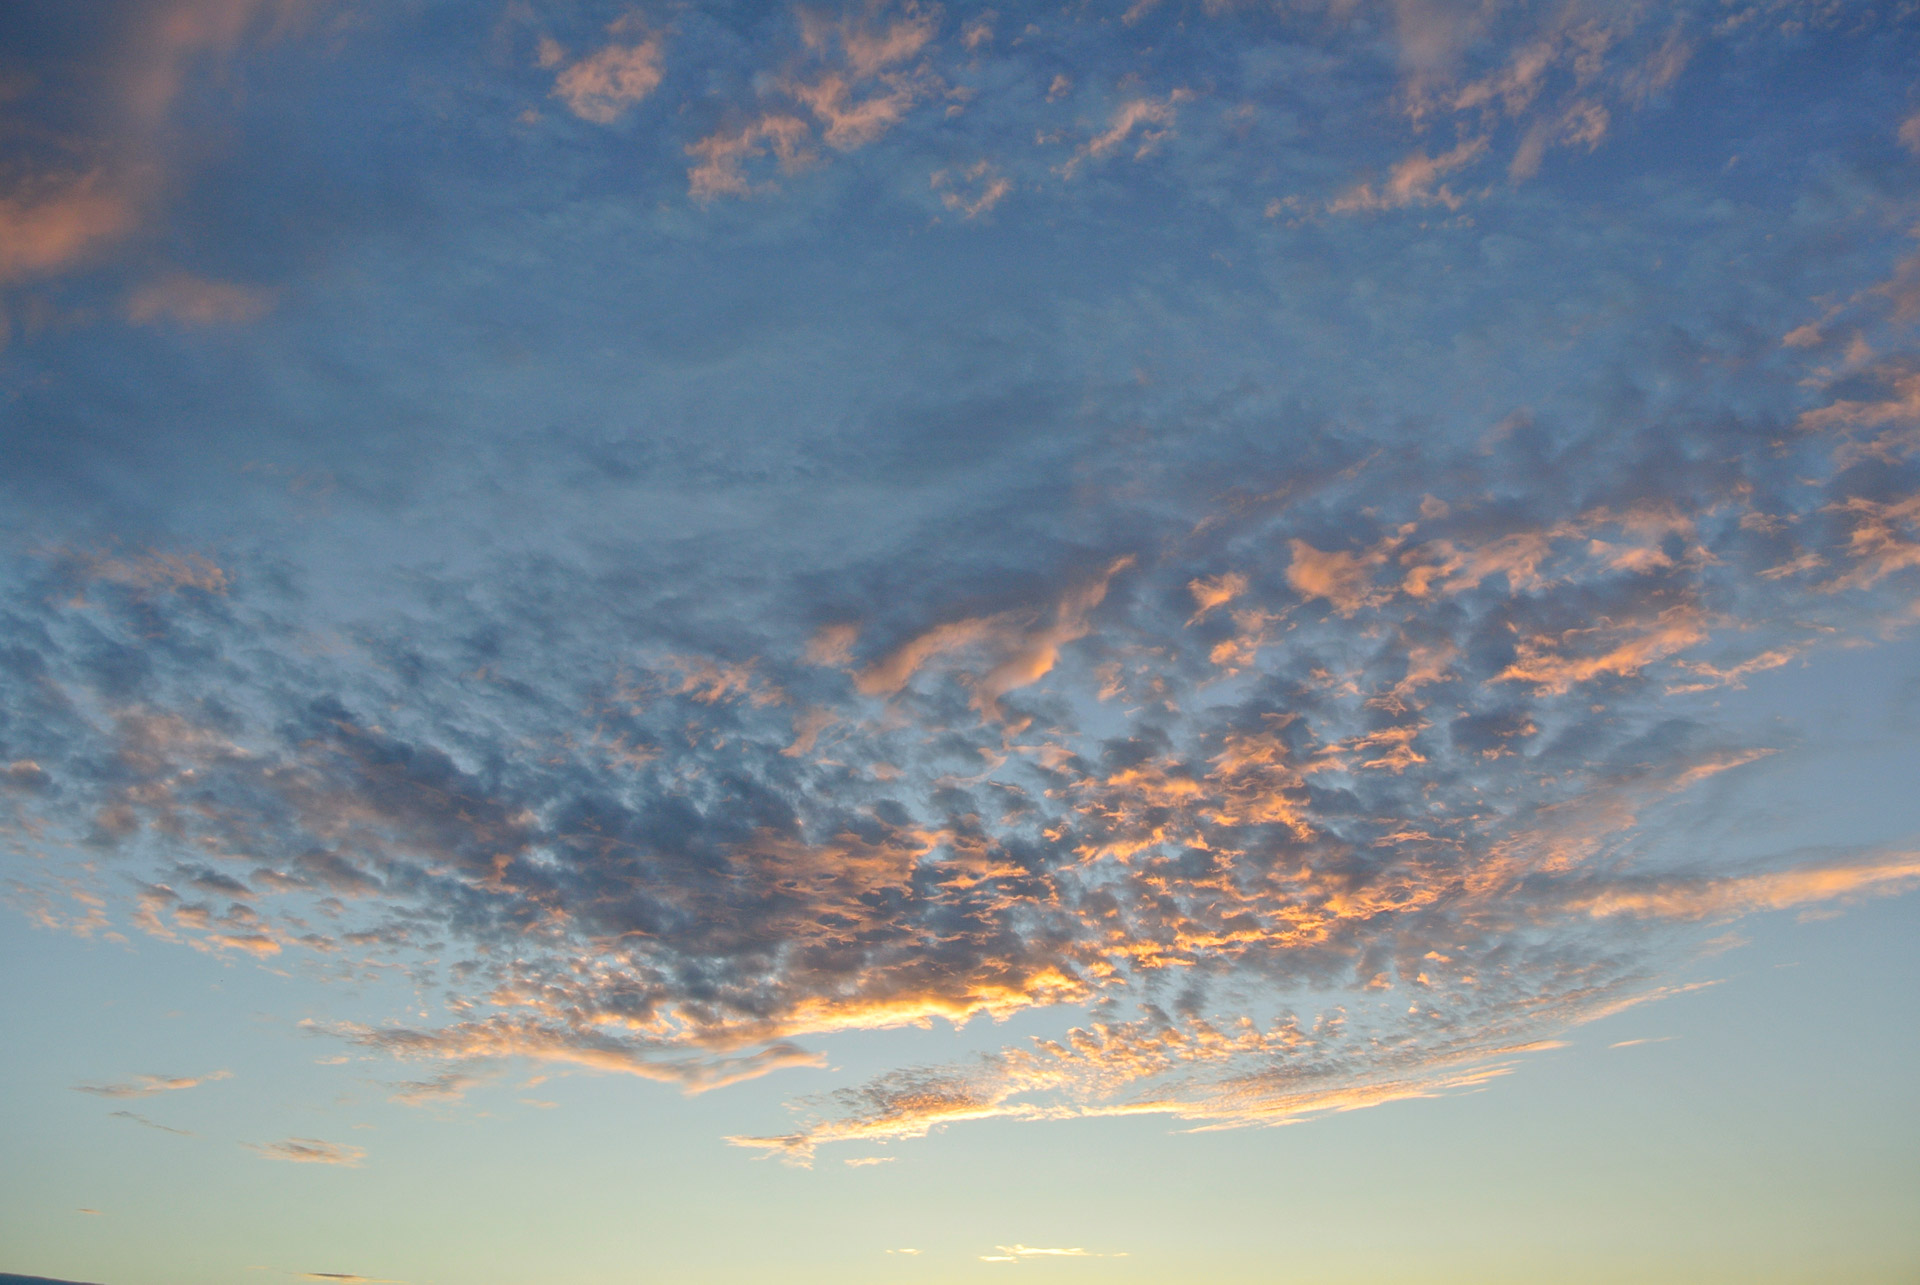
1;0;1919;1167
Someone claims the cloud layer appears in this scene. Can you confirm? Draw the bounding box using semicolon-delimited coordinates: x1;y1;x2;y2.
3;0;1919;1164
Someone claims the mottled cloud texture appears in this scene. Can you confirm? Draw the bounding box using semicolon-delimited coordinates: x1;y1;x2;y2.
3;0;1919;1165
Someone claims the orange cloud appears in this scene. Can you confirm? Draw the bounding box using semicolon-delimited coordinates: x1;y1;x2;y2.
1285;539;1385;616
1185;571;1246;624
74;1070;232;1098
1496;605;1708;693
1573;855;1920;920
855;558;1133;716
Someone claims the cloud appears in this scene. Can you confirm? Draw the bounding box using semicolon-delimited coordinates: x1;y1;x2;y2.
1285;538;1388;615
1495;605;1710;694
1328;136;1487;213
1571;855;1920;920
787;72;919;150
327;1018;828;1093
0;0;323;290
125;273;275;325
550;24;665;124
386;1069;484;1108
74;1070;231;1099
245;1137;367;1166
1058;91;1192;177
0;173;139;284
108;1110;193;1135
932;162;1012;218
4;0;1920;1176
686;0;936;199
854;557;1133;717
687;114;815;200
797;2;938;81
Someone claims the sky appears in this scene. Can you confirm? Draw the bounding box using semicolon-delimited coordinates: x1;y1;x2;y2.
2;1;1919;1281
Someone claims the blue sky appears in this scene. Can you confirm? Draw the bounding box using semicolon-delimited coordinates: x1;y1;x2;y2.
3;2;1919;1281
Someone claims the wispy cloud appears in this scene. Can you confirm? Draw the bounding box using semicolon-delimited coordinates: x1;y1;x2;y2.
108;1110;193;1135
74;1070;231;1099
245;1137;367;1166
125;272;275;326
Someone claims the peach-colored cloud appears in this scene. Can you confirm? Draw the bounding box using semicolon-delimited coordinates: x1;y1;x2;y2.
1900;111;1920;156
1510;99;1609;180
1822;493;1920;591
855;558;1133;717
1667;648;1801;693
799;2;937;80
0;1;320;292
660;655;785;706
74;1070;232;1098
126;272;275;325
1185;571;1246;624
0;173;138;284
787;72;917;149
1402;528;1563;596
1798;369;1920;437
781;706;838;757
687;114;814;200
551;29;665;124
931;162;1011;218
1573;855;1920;920
1496;605;1708;693
1664;748;1777;791
1059;91;1192;177
805;621;860;665
1285;539;1386;615
126;0;317;124
684;2;935;202
1329;136;1487;213
778;1;938;150
51;546;231;595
